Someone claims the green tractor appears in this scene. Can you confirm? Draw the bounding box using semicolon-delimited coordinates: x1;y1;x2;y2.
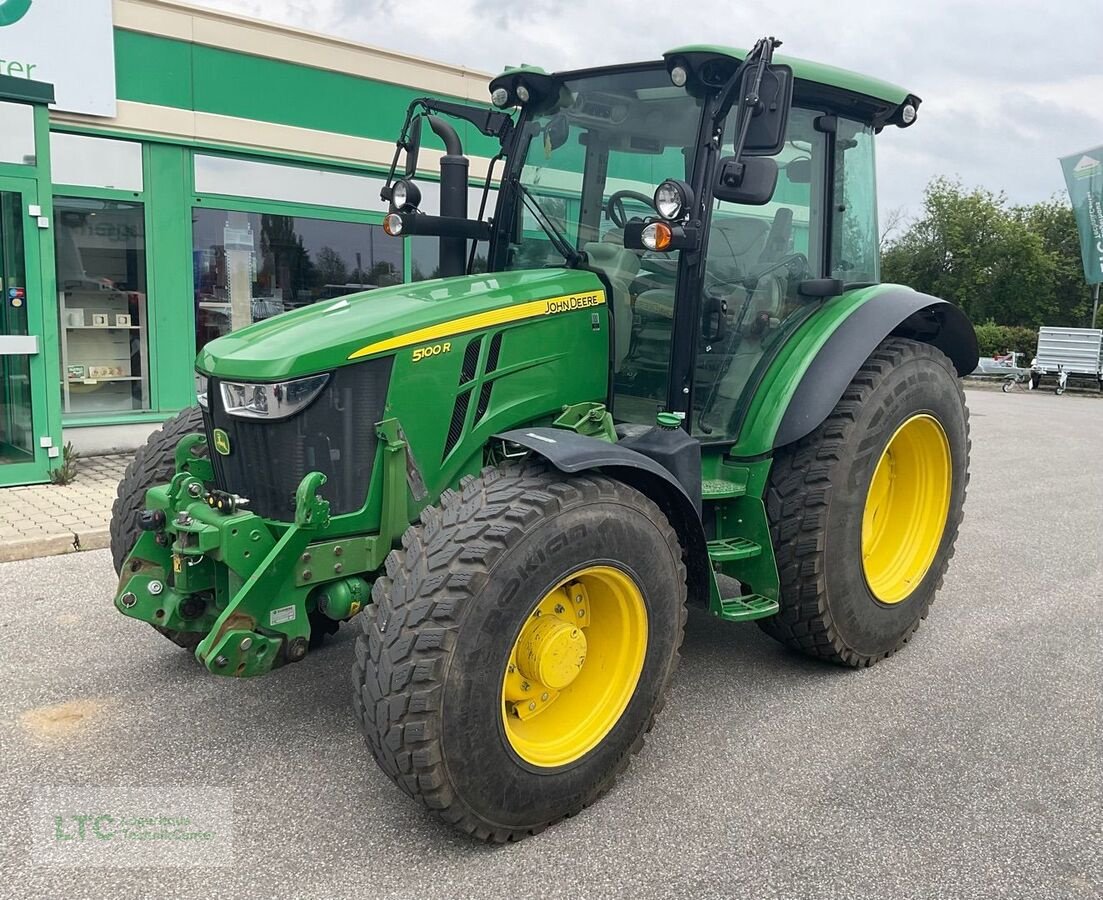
110;38;976;840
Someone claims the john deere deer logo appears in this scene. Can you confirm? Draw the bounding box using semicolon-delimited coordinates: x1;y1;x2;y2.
0;0;32;26
212;428;231;456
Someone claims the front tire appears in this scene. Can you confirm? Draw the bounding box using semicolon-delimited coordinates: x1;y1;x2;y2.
761;338;969;667
351;465;687;841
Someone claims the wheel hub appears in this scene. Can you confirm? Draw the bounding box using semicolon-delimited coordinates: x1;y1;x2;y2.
516;617;587;690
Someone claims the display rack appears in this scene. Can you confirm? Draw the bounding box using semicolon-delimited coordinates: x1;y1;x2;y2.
58;287;149;415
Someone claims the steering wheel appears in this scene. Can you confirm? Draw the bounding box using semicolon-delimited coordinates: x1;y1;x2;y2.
606;190;657;228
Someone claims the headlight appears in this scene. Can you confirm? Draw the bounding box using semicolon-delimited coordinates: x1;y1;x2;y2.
219;373;329;420
654;179;693;221
383;212;404;236
641;221;673;252
391;178;421;212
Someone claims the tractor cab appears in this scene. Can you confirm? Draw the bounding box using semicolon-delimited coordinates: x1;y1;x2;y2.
381;39;921;442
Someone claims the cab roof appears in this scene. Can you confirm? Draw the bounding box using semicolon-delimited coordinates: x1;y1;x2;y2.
666;44;912;107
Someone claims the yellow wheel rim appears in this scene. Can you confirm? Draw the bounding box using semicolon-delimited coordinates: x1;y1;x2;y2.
861;414;952;604
501;566;648;768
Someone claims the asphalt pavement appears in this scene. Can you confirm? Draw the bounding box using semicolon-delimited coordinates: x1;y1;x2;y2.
2;387;1100;899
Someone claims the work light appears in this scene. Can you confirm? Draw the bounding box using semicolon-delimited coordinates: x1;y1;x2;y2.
669;64;688;87
515;84;530;103
391;179;421;212
654;179;693;221
491;87;509;107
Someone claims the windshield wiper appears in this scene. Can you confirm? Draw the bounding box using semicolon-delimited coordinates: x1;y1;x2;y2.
511;177;583;268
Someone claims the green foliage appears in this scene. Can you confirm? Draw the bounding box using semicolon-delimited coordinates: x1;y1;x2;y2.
49;442;79;486
973;321;1039;360
882;177;1094;329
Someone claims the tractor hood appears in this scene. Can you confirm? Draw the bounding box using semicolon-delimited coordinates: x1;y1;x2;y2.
195;267;606;381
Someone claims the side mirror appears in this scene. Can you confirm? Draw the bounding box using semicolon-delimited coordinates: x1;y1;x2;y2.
714;156;778;206
403;116;422;178
737;63;794;157
545;114;570;152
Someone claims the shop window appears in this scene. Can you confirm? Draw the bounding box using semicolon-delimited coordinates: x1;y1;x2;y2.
409;186;496;282
0;101;35;166
193;208;403;353
194;155;387;211
54;198;150;416
51;133;143;192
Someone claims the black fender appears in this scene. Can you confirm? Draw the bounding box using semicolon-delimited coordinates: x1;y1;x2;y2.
773;289;979;449
495;427;711;607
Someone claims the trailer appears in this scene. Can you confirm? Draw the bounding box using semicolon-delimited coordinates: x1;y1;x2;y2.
1034;327;1103;391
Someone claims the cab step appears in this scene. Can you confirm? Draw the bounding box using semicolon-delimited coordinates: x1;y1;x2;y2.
706;537;763;562
717;594;780;622
701;479;747;500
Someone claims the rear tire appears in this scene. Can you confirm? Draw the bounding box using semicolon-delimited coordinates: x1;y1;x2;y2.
351;464;687;841
110;406;206;651
760;338;969;667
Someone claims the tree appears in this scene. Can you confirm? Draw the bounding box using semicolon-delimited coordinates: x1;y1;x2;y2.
881;178;1063;328
315;245;348;286
1011;198;1095;326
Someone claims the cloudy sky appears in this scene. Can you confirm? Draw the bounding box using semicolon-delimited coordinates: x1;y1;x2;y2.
197;0;1101;227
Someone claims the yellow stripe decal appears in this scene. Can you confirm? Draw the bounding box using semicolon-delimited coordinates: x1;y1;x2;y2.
347;290;606;360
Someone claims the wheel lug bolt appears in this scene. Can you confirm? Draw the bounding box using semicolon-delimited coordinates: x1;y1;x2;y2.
520;681;530;691
528;702;536;711
508;664;515;673
577;609;584;618
554;604;565;614
574;595;583;604
541;692;549;701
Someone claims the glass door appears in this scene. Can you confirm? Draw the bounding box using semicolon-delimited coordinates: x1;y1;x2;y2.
0;176;52;484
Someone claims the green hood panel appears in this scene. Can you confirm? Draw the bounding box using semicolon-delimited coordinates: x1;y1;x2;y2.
196;268;606;380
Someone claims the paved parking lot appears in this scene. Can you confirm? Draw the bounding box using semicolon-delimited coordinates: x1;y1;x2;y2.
1;388;1099;899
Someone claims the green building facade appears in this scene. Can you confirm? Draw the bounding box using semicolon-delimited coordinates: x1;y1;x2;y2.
0;0;494;486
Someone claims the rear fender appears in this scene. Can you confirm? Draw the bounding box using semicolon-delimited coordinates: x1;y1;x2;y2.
495;428;711;608
732;285;978;456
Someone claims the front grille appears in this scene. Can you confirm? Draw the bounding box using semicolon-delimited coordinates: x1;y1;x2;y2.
204;358;392;521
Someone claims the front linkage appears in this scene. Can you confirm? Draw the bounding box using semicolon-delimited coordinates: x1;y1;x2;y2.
113;421;413;677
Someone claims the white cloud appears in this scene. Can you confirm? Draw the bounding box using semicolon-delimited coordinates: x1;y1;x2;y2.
194;0;1103;219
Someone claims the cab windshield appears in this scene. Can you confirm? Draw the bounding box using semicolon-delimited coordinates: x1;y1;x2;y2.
502;66;703;417
502;66;703;267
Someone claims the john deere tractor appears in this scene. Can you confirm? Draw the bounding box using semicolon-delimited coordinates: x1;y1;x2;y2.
110;38;976;840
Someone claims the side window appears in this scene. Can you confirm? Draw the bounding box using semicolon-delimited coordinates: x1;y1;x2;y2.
832;120;879;284
692;108;826;440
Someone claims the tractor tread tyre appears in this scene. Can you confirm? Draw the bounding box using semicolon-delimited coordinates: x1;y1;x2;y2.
351;463;687;842
110;406;206;652
759;338;969;667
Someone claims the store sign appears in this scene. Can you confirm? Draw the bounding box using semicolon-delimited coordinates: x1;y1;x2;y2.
0;0;116;116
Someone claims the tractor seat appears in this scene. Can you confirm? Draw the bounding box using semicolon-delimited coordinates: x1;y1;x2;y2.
584;241;641;372
707;216;770;273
